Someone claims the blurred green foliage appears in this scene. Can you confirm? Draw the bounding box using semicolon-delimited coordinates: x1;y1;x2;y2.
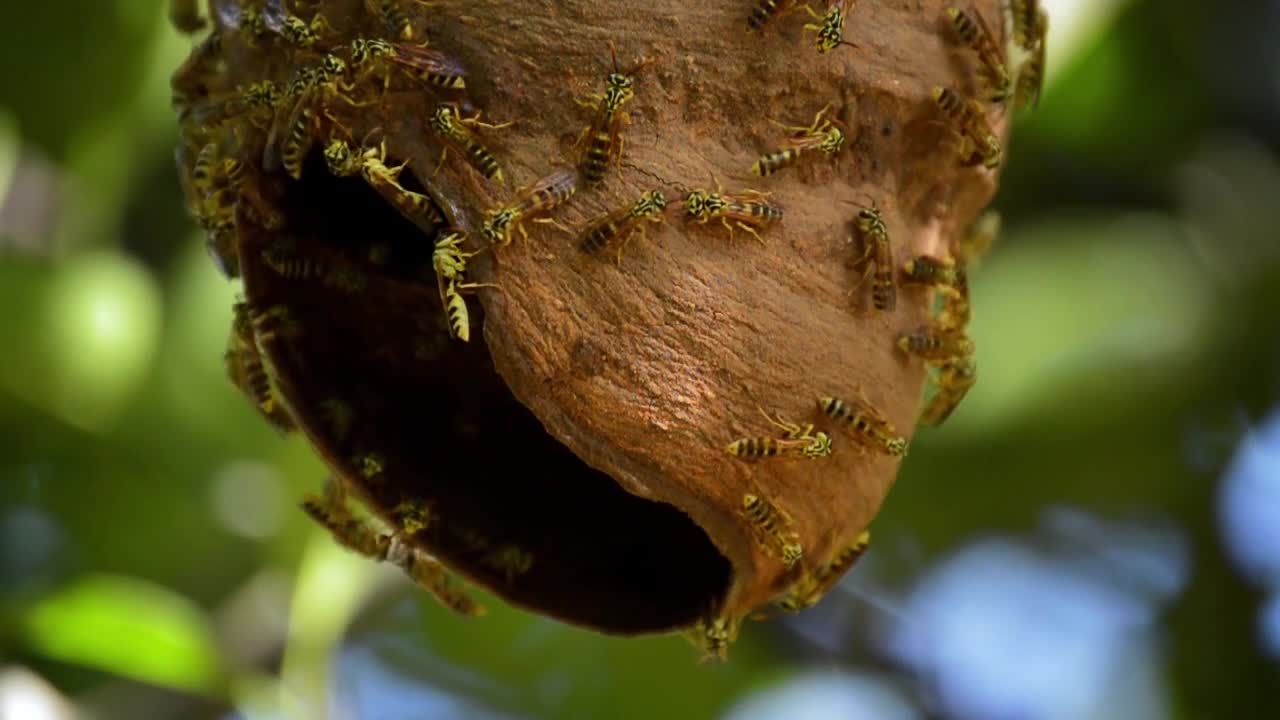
2;0;1279;718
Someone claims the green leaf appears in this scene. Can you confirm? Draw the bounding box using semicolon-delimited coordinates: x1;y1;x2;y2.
20;574;225;695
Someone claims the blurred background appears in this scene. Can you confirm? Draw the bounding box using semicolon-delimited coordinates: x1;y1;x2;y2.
2;0;1279;718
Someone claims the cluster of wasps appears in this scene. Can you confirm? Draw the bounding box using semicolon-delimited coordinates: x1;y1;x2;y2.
169;0;517;617
301;478;485;617
932;1;1049;168
725;393;907;463
749;0;860;54
473;42;790;266
172;0;509;344
898;1;1046;425
172;0;1046;660
689;1;1049;663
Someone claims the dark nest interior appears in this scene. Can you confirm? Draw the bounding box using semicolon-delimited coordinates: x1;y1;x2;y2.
238;150;732;633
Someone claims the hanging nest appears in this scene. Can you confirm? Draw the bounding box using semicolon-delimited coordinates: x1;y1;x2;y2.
173;0;1039;658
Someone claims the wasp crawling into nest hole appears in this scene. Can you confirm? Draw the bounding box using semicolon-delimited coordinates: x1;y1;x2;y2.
171;0;1045;660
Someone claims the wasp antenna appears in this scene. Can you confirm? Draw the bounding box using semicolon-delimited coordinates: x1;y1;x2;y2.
357;126;384;146
608;38;621;73
841;191;877;209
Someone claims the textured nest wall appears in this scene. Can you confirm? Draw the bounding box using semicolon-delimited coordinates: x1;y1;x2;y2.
173;0;1036;657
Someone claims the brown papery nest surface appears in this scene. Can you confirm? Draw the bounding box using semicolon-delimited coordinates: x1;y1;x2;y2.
174;0;1010;655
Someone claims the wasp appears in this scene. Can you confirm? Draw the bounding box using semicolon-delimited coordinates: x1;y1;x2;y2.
236;5;276;46
481;167;578;246
921;356;976;425
350;37;397;70
727;433;833;460
818;394;907;457
200;195;239;250
240;80;280;123
191;142;221;199
1011;0;1048;50
188;145;280;233
1014;40;1046;110
932;86;1002;169
944;266;975;324
280;12;335;50
186;77;289;132
314;53;357;97
686;612;741;663
268;61;340;179
804;1;857;53
323;137;382;178
748;0;800;32
225;301;295;432
366;166;442;228
897;326;975;364
301;478;485;617
429;103;509;183
181;143;229;239
169;0;205;33
364;0;414;40
946;7;1011;103
386;41;468;89
324;138;407;187
901;254;962;288
324;138;443;227
936;263;974;329
960;209;1000;267
268;55;357;179
279;64;318;103
443;278;494;342
348;37;460;92
247;303;302;349
260;238;367;293
432;231;497;342
205;224;239;278
685;180;782;244
241;79;280;107
222;157;286;230
577;43;652;188
433;230;482;288
355;451;387;482
752;103;846;176
742;493;804;567
391;500;433;536
727;407;833;460
848;202;896;311
579;190;668;261
186;142;237;228
277;103;318;179
778;530;870;612
482;544;535;583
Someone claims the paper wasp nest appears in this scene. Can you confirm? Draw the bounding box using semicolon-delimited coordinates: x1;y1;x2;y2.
173;0;1027;651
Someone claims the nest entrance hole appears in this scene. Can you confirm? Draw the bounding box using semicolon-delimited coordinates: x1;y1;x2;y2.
246;152;731;633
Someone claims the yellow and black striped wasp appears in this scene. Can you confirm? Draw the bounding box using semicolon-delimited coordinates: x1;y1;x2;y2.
932;86;1002;169
803;0;858;53
685;179;782;244
946;6;1011;103
429;103;510;183
481;167;579;246
577;42;653;188
752;103;846;177
578;190;668;262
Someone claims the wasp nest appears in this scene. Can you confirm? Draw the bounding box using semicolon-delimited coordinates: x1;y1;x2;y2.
173;0;1043;658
